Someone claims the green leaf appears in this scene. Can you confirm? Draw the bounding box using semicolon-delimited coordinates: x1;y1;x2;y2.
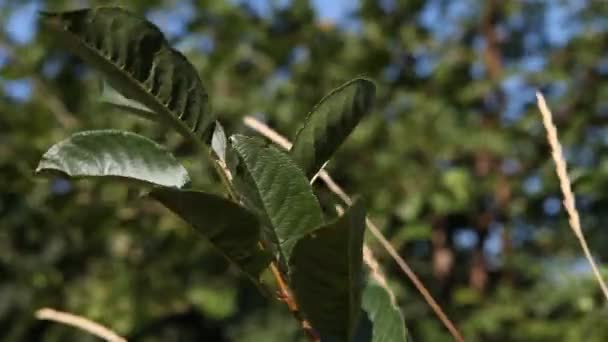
150;188;272;281
211;121;227;163
36;130;189;188
290;78;376;178
289;200;367;341
230;134;324;264
356;279;409;342
100;82;158;121
40;7;214;141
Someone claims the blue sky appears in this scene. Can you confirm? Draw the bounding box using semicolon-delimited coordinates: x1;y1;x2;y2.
3;0;355;45
3;1;580;55
245;0;356;21
0;0;355;101
0;0;582;104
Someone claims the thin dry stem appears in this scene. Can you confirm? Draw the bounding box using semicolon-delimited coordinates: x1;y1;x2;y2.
536;92;608;301
269;262;320;341
335;203;393;303
243;116;464;342
36;308;126;342
210;127;315;340
363;245;392;297
243;117;293;149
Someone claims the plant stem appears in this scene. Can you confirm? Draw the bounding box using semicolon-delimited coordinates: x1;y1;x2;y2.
269;262;320;341
208;149;239;200
244;116;465;342
36;308;126;342
210;142;319;340
537;92;608;301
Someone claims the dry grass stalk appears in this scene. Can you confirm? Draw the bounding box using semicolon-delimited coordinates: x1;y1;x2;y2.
36;308;127;342
243;116;464;342
536;92;608;301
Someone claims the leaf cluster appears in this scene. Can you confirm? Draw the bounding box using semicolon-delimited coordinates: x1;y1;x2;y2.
35;7;406;341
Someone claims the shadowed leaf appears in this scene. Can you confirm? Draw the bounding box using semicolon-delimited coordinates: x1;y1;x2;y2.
290;78;376;178
40;7;214;141
289;200;366;341
150;188;272;281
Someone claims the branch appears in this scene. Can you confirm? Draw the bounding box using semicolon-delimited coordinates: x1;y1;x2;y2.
243;116;464;342
481;0;503;80
536;92;608;301
269;262;320;341
36;308;127;342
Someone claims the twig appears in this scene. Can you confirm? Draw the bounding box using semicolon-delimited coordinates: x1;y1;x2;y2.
536;92;608;301
334;204;393;303
35;308;126;342
363;216;463;342
243;117;293;149
363;245;392;298
243;116;464;342
216;141;316;340
270;263;320;341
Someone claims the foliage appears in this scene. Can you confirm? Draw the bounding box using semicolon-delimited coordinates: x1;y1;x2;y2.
29;6;399;341
3;0;608;341
36;130;190;188
290;200;365;341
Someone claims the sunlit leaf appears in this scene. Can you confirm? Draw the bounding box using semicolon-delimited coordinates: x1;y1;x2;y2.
355;279;409;342
211;121;227;163
100;82;157;121
36;130;189;188
230;134;324;264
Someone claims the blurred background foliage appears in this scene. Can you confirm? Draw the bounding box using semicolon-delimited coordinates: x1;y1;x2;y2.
2;0;608;341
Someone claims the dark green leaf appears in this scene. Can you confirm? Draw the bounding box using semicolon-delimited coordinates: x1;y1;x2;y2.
150;188;272;281
289;200;366;341
40;7;214;141
230;134;324;264
356;279;409;342
36;130;189;188
290;78;376;178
